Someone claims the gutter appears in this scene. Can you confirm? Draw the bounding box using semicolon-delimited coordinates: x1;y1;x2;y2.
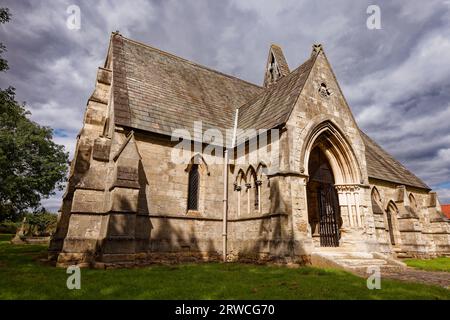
223;108;239;262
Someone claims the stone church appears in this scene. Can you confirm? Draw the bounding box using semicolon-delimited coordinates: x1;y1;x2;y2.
49;32;450;268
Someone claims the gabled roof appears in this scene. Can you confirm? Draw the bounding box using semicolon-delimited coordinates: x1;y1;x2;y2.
361;131;429;189
109;33;429;190
111;33;263;137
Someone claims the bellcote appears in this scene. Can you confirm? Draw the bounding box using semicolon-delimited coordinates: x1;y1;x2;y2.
263;44;290;88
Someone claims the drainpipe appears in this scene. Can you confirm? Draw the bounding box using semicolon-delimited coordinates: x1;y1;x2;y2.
223;109;239;262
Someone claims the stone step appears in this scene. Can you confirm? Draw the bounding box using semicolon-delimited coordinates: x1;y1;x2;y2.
314;251;374;259
349;265;406;273
312;246;359;252
335;258;388;266
311;251;407;275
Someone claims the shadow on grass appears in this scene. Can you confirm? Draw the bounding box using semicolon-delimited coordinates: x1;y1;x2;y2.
0;234;449;300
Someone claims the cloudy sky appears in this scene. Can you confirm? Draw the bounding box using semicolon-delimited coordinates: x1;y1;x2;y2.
1;0;450;210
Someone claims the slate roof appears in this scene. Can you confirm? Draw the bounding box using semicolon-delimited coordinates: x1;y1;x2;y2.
111;34;263;137
110;33;429;190
237;55;315;142
361;131;429;189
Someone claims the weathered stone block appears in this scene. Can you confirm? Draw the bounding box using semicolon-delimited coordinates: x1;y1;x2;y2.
110;187;139;212
74;142;92;174
71;190;105;213
93;137;111;161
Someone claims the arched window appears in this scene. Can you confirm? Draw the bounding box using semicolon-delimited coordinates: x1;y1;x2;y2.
246;166;257;214
386;201;398;245
187;164;199;211
371;187;383;215
267;53;280;83
254;180;260;211
256;163;268;213
235;170;246;217
409;193;418;216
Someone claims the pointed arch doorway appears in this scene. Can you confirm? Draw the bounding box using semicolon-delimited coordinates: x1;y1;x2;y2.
307;146;342;247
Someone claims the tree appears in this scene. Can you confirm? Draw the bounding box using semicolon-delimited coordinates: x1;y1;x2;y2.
0;7;69;221
26;210;58;236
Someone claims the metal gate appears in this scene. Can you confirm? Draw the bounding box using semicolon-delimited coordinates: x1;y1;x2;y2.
318;185;340;247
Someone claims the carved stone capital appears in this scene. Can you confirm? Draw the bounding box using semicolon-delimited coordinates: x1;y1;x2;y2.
335;184;360;193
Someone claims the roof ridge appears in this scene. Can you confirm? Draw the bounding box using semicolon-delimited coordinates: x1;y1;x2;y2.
119;34;263;90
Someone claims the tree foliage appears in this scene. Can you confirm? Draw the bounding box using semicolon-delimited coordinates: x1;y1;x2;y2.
0;7;69;221
0;89;69;220
0;8;10;72
25;211;58;236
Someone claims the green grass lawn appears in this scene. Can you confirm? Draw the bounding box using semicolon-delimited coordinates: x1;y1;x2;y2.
0;234;449;300
404;257;450;272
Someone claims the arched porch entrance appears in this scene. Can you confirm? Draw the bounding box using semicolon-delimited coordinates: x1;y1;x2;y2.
301;120;364;248
307;146;342;247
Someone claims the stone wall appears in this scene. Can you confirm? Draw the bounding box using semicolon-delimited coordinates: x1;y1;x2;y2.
369;179;450;257
52;115;302;266
131;128;299;263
